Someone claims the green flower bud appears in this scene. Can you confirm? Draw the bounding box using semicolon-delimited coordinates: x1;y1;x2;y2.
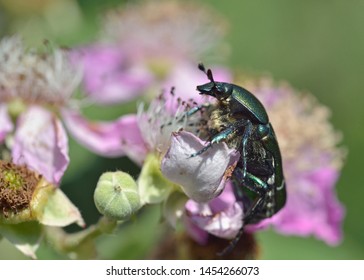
94;171;140;220
7;98;27;120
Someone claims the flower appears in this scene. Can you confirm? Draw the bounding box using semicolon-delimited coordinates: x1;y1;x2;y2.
135;92;237;205
239;77;345;245
0;36;137;182
74;0;228;105
0;160;84;258
0;36;75;184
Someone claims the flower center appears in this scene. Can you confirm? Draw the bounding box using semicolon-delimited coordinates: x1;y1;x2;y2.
0;161;41;217
137;91;201;156
0;36;82;112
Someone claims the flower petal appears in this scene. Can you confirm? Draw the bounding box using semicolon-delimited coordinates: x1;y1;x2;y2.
189;203;243;240
185;183;244;241
163;63;232;111
62;109;148;165
183;214;209;245
270;167;345;245
161;130;239;202
73;45;153;104
12;106;69;185
0;104;13;143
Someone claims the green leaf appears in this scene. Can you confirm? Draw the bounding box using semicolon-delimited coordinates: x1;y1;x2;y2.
0;222;42;259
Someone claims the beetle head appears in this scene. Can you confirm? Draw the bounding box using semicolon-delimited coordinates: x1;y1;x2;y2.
196;63;233;100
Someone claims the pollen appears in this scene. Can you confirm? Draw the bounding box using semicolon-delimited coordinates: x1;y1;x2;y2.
0;161;41;217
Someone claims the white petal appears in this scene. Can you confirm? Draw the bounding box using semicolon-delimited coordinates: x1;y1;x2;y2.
161;131;239;202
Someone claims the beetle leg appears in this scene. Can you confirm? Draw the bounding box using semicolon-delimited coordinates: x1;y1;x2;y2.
218;170;268;256
184;103;211;117
233;168;271;223
188;119;249;158
188;126;235;158
240;120;253;179
218;170;271;256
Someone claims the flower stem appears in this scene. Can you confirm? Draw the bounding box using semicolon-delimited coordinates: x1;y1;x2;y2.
44;216;118;259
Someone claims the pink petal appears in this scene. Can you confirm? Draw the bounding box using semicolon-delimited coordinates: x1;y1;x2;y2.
62;109;148;165
0;104;13;142
185;183;244;240
12;106;69;185
72;45;153;104
163;63;232;111
258;166;345;245
183;214;209;245
161;130;239;202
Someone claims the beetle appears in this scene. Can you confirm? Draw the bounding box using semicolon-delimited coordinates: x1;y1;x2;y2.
187;63;286;255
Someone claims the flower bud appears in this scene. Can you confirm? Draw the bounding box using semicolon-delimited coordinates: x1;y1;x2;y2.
94;171;140;220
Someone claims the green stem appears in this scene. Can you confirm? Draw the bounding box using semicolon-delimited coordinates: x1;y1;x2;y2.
44;216;118;259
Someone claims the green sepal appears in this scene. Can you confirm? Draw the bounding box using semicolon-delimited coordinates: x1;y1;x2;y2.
0;222;42;259
138;154;176;204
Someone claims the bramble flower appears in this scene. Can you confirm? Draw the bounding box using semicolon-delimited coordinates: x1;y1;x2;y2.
240;77;346;245
0;36;78;184
0;36;106;257
74;0;228;105
0;161;84;258
135;89;237;205
0;36;137;181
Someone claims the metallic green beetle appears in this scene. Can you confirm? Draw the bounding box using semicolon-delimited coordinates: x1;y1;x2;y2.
188;64;286;255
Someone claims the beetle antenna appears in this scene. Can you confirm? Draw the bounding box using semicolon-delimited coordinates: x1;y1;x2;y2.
217;227;244;257
206;69;215;83
198;63;215;83
198;62;206;73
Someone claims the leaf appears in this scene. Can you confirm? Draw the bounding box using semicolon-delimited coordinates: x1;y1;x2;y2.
0;222;42;259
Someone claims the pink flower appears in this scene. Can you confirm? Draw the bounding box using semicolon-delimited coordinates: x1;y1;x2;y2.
240;77;345;245
184;183;244;244
72;45;153;104
0;37;77;184
74;0;228;105
0;36;141;183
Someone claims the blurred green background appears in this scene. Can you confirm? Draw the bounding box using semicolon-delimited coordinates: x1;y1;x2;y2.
0;0;363;259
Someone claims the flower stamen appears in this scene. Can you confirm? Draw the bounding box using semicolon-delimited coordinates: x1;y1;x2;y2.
0;161;41;217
